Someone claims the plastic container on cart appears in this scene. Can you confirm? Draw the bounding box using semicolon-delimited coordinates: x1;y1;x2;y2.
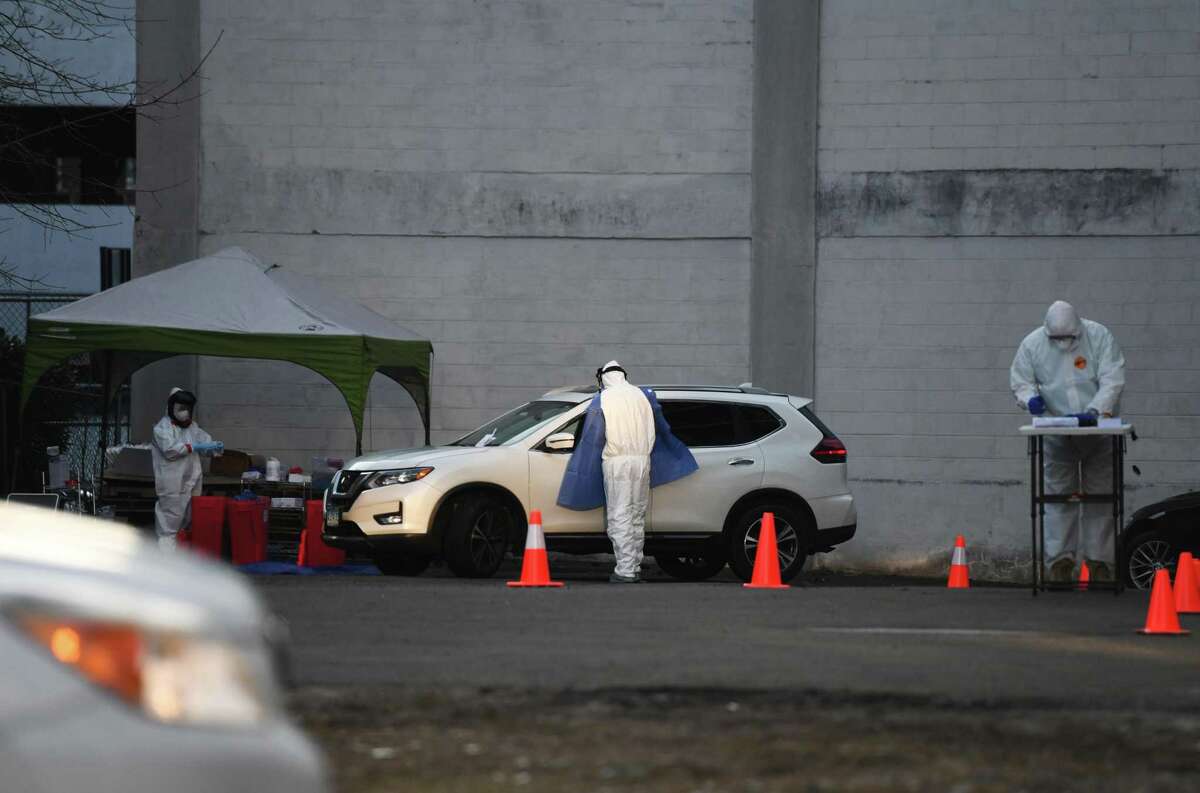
310;456;339;492
189;496;227;558
265;458;282;482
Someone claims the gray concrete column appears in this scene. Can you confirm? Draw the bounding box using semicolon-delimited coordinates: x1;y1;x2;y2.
131;0;201;439
750;0;820;398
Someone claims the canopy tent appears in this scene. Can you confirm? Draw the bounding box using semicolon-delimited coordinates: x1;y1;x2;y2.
20;247;433;454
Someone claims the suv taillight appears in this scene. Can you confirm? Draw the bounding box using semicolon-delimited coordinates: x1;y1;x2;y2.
799;405;848;464
811;436;847;463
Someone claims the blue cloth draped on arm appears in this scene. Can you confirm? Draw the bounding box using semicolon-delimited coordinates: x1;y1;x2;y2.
556;388;698;511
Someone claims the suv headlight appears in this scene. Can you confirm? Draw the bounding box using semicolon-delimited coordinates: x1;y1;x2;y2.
366;467;434;488
9;607;279;728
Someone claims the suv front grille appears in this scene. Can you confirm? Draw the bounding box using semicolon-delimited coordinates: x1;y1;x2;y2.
332;470;366;496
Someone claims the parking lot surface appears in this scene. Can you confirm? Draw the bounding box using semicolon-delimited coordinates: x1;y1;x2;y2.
259;562;1200;792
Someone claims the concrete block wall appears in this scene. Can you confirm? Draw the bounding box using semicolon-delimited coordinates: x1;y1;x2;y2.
191;0;754;462
816;0;1200;577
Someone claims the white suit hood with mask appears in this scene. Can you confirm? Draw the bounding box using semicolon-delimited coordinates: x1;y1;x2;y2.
1010;301;1125;417
150;387;212;550
597;361;655;579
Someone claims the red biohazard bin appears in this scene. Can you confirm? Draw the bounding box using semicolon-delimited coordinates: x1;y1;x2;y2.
227;500;259;565
189;496;227;558
298;499;345;568
255;496;271;562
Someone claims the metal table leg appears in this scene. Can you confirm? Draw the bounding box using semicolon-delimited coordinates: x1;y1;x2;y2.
1037;436;1046;594
1114;436;1125;596
1030;436;1038;597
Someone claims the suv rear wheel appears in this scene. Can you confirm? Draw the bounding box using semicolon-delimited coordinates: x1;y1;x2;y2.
726;502;811;584
443;494;513;578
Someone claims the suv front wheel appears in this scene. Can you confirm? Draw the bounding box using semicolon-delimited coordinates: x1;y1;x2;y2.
726;503;811;584
442;494;514;578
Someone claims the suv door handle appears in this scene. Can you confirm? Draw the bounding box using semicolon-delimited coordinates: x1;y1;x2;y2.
727;458;755;466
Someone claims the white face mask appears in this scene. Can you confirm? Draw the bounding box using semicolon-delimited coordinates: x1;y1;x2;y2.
1050;337;1076;352
173;406;191;422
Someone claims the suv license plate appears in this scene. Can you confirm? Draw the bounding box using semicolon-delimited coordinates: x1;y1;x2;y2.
325;509;341;528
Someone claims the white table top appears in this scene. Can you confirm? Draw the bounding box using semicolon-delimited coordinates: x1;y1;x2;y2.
1019;424;1134;436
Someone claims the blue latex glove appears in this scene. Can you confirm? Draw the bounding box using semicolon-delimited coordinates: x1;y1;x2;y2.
1027;396;1046;416
192;441;224;454
1069;412;1098;427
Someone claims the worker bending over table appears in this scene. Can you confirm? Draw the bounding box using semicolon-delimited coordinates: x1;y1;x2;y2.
1010;301;1126;583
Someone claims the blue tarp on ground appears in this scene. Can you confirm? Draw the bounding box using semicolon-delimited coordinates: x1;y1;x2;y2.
238;561;381;576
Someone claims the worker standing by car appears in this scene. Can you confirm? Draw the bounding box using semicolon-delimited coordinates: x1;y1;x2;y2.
151;388;223;550
1010;301;1125;583
557;362;698;583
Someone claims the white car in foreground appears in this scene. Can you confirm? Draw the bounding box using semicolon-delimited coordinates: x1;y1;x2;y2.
0;503;328;793
324;385;856;582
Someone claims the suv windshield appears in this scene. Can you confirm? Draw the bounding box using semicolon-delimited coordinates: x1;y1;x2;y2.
449;400;577;447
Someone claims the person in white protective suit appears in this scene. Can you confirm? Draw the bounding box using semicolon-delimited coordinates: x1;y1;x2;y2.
557;362;698;583
597;364;655;582
1010;301;1125;583
151;388;223;550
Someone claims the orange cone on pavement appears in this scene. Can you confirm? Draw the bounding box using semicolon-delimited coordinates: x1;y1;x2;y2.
507;511;563;588
1173;552;1200;614
947;535;970;589
1138;568;1189;635
744;512;790;589
1077;560;1090;591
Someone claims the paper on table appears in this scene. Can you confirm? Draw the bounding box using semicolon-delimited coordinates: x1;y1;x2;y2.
1098;417;1123;429
1032;417;1079;428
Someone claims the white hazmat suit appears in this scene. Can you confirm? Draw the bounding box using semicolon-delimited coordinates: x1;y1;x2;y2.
1010;302;1125;567
598;362;655;580
151;389;213;550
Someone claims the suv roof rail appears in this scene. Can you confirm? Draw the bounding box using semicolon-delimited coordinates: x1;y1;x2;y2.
545;384;790;397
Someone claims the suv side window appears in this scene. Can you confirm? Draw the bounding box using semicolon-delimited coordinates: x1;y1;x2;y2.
732;404;783;444
660;401;736;447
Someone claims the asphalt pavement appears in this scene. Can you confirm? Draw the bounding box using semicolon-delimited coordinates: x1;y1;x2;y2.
256;559;1200;711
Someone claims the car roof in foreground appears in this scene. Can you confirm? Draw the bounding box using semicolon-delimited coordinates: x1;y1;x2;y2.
0;503;263;638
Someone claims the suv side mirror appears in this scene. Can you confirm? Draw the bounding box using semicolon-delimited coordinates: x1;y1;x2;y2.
545;432;575;452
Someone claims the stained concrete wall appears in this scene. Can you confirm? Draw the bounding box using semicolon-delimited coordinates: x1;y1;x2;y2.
131;0;204;439
189;0;755;461
815;0;1200;578
750;0;820;398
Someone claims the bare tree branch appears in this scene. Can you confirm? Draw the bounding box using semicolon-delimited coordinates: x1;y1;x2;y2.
0;1;219;288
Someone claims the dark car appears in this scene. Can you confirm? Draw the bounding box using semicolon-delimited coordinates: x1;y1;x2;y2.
1122;491;1200;588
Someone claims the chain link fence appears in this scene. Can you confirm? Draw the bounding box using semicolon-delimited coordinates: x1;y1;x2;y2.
0;292;130;494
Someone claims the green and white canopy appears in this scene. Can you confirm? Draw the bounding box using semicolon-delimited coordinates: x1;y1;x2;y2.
21;247;433;449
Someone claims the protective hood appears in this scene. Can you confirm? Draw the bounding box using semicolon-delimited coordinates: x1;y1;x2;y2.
1044;301;1083;351
598;360;628;389
166;387;196;427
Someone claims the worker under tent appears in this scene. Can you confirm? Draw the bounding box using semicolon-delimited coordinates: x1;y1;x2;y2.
19;247;434;557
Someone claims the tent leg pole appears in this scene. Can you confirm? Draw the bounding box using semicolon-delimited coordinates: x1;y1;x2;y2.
97;355;112;511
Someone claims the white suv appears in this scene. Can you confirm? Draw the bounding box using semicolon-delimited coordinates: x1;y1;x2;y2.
322;386;856;582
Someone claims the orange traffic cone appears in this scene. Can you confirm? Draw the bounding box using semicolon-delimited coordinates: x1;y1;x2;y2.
507;510;563;588
744;512;790;589
947;535;969;589
1077;560;1090;591
1173;552;1200;614
1138;568;1189;635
